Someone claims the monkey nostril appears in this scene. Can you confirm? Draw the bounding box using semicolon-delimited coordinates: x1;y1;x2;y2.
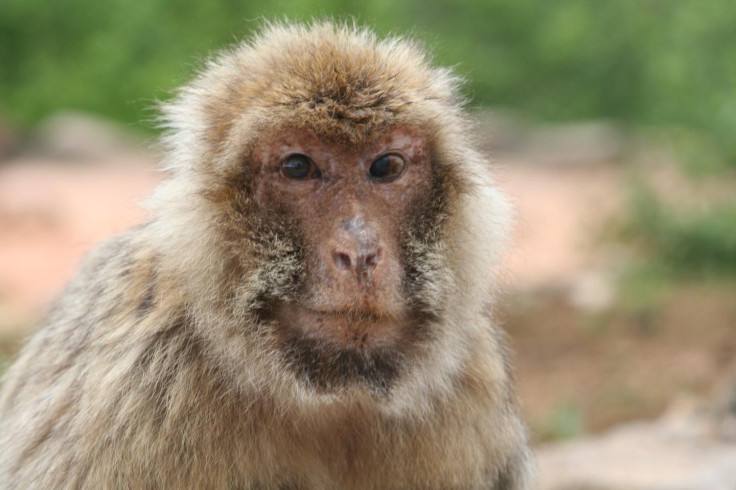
364;252;379;269
333;252;352;271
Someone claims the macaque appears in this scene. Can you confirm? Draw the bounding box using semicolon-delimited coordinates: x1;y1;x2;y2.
0;21;533;489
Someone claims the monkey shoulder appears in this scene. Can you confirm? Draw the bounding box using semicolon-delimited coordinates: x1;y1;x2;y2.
0;225;212;487
25;226;162;348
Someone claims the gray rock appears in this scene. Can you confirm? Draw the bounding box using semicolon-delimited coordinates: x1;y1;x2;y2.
31;111;148;160
522;122;630;167
536;388;736;490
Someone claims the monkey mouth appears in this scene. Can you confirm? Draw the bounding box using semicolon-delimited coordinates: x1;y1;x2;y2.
297;285;407;319
272;300;408;349
302;305;394;323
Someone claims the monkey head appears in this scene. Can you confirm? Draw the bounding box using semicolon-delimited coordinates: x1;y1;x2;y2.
150;22;510;403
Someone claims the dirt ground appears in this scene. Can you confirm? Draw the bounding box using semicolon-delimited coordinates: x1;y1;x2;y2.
508;283;736;441
0;156;160;327
1;129;734;443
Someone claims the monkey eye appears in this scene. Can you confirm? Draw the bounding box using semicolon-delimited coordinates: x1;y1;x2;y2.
280;154;320;180
368;153;406;182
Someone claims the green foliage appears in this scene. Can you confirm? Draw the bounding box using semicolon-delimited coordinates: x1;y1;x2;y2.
625;186;736;277
538;402;586;441
1;0;735;162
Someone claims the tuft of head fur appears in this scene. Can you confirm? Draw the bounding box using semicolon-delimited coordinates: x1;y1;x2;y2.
158;21;466;172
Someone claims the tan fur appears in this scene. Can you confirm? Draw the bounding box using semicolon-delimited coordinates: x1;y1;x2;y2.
0;21;534;489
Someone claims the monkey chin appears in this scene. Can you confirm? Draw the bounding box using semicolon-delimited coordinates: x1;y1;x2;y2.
270;300;416;395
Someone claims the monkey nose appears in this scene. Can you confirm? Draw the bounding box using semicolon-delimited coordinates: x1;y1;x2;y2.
329;216;382;284
332;248;380;284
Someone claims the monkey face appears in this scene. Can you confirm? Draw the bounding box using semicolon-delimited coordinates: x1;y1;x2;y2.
241;124;445;390
250;125;434;324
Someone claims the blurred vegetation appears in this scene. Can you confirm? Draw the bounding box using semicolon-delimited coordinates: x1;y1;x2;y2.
538;402;586;441
1;0;734;278
1;0;735;164
623;185;736;278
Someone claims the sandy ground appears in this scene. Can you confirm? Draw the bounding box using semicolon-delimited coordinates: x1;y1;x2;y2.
502;162;623;292
0;154;160;330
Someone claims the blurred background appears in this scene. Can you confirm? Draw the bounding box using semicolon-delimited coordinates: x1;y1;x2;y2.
1;1;735;488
